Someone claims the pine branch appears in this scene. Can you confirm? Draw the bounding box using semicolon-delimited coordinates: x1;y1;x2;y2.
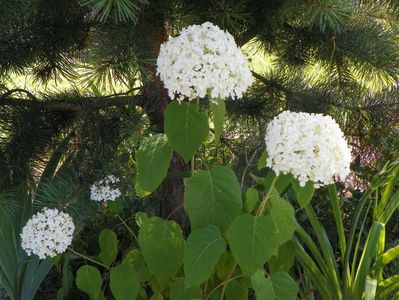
0;89;141;112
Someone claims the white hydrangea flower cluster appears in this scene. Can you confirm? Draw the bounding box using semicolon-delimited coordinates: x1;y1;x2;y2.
156;22;253;101
265;111;352;188
90;175;121;202
21;208;75;259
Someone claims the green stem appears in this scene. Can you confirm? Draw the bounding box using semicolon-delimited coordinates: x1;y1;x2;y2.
116;214;138;242
219;263;237;300
68;248;110;270
191;156;195;174
204;274;243;300
256;175;278;216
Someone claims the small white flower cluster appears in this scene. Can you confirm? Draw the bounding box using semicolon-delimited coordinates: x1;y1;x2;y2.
90;175;121;202
21;208;75;259
157;22;253;101
265;111;351;188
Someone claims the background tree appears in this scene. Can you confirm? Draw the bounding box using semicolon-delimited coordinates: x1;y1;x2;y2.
0;0;398;225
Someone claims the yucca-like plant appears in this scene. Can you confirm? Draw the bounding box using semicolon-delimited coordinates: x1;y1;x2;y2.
293;160;399;300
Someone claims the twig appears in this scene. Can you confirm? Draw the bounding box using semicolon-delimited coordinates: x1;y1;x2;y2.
241;149;258;187
68;248;110;270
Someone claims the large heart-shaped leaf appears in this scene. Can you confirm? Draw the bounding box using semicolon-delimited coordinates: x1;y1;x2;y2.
245;187;259;213
251;271;298;300
169;278;202;300
110;263;140;300
123;249;151;282
270;271;298;300
138;217;184;285
268;196;297;245
184;225;226;287
136;134;173;193
227;214;279;276
184;166;242;232
98;229;118;266
164;101;209;162
251;270;274;299
76;265;102;300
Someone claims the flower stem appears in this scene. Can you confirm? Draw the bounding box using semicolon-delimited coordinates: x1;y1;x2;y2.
219;263;237;300
68;248;110;270
116;214;138;242
256;175;278;216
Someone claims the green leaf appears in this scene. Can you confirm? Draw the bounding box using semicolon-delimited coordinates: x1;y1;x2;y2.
184;225;226;287
376;275;399;299
268;196;297;245
135;179;151;198
76;265;102;300
123;249;151;282
249;172;265;185
275;174;292;194
98;229;118;266
292;179;315;208
226;279;248;300
169;278;202;300
245;187;259;213
227;214;279;276
268;242;295;274
251;270;274;299
138;217;184;285
164;102;209;162
184;166;242;232
353;222;384;300
215;251;236;281
135;212;149;228
110;263;140;300
209;98;226;143
251;271;298;300
136;134;173;193
257;151;267;171
270;272;298;300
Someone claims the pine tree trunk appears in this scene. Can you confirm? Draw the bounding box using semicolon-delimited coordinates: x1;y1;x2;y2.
139;22;188;227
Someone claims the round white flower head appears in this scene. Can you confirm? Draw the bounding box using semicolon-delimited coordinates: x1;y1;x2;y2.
156;22;253;101
21;208;75;259
90;175;121;202
265;111;352;188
